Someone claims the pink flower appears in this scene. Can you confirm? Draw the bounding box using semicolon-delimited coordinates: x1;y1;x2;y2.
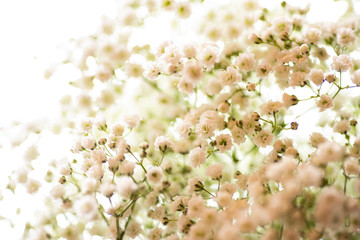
331;55;352;72
188;147;206;168
253;129;273;148
309;69;324;86
317;95;334;112
216;133;233;152
206;163;224;180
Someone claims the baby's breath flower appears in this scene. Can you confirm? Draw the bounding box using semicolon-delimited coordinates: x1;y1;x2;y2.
74;196;98;221
154;136;174;152
351;69;360;86
206;163;224;180
253;129;273;148
331;55;352;72
123;114;141;129
234;53;255;72
117;176;138;198
147;166;163;183
317;95;334;112
215;133;233;152
309;69;324;86
188;147;206;168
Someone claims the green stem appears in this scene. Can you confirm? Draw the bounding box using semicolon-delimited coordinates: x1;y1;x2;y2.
332;71;342;99
201;187;215;197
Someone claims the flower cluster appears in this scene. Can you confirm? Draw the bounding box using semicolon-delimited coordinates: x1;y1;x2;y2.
3;0;360;240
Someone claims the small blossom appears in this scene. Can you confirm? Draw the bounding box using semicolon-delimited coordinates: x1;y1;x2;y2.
231;126;246;145
317;95;334;112
126;221;142;238
182;43;197;58
187;195;205;218
177;78;194;94
261;100;282;115
91;150;106;165
100;182;116;198
118;176;138;198
206;163;224;180
175;1;191;18
290;71;306;87
81;137;96;150
205;78;222;95
187;177;203;193
183;61;203;83
309;69;324;86
272;17;292;35
256;60;272;77
125;63;144;78
147;227;163;240
253;129;273;148
333;119;350;134
305;28;321;44
147;166;163;183
143;63;161;80
351;69;360;86
325;73;335;83
218;66;241;86
119;161;136;176
123;114;141;128
198;43;219;68
331;55;352;72
282;93;298;108
188;147;206;168
26;179;41;194
344;159;360;175
74;196;98;221
154;136;174;152
337;27;355;46
234;53;255;72
79;118;93;132
175;120;192;138
215;133;233;152
111;123;125;136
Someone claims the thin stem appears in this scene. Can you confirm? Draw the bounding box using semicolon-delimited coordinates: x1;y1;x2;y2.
272;112;277;132
201;187;215;197
332;71;342;99
158;152;165;166
306;82;319;96
128;150;147;173
119;201;136;240
344;176;348;194
259;117;273;125
116;216;121;240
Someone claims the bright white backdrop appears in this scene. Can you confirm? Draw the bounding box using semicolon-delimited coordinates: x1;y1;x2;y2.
0;0;357;238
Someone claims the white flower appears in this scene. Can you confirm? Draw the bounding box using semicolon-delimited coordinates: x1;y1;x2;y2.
309;69;324;86
123;114;141;128
188;147;206;168
183;61;203;83
234;53;255;72
146;166;163;183
50;184;65;199
331;55;352;72
206;163;224;180
253;129;273;148
118;176;138;198
317;95;334;112
216;133;233;152
218;66;241;86
74;196;98;221
154;136;174;152
352;69;360;86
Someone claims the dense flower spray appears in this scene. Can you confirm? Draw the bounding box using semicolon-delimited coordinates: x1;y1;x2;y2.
2;0;360;239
